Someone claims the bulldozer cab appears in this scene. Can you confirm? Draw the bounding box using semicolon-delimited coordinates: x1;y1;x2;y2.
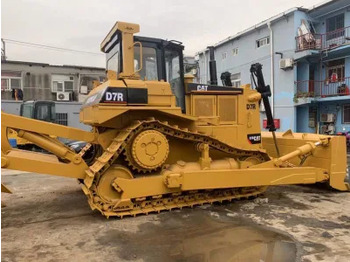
102;22;186;110
20;101;56;123
89;21;251;128
133;36;185;110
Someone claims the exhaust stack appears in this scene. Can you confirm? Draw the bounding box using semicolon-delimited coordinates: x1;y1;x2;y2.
207;46;217;85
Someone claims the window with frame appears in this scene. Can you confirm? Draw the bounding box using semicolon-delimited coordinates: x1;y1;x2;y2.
343;104;350;124
134;46;158;81
52;75;74;92
107;51;119;73
232;48;238;56
308;107;317;128
36;104;51;122
326;13;344;40
256;37;270;48
1;71;22;91
327;59;345;81
55;113;68;126
230;73;241;88
222;52;227;60
80;76;100;93
22;104;34;118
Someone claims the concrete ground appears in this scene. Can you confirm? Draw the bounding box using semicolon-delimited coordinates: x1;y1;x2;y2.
1;161;350;262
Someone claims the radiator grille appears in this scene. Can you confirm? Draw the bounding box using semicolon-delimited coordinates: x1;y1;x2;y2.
218;96;236;122
193;96;215;117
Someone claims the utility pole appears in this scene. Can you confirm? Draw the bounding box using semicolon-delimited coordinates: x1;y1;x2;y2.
1;39;6;61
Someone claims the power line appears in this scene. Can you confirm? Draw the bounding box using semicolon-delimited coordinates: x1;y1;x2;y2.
2;38;104;56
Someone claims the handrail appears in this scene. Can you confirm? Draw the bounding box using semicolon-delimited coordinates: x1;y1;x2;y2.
296;26;350;51
295;76;350;97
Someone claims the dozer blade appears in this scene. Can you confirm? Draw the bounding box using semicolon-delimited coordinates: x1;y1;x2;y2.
1;184;12;207
1;183;12;194
262;130;349;191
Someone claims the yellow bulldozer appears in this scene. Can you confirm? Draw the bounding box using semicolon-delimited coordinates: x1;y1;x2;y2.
1;21;349;218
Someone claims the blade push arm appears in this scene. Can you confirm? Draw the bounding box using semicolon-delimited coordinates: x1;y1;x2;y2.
1;112;94;179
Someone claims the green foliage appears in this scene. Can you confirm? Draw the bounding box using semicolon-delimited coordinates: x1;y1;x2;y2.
293;91;314;103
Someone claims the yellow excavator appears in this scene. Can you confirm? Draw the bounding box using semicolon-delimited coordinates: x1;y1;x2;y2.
1;21;349;218
7;100;56;150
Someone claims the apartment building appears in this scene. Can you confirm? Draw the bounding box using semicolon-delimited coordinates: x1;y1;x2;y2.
197;0;350;134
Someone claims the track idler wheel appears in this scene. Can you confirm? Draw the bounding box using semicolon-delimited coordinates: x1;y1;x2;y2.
96;165;133;204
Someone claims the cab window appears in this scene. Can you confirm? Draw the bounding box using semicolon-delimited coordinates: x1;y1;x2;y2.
106;42;120;73
165;49;184;109
134;47;158;81
21;104;34;118
36;104;51;121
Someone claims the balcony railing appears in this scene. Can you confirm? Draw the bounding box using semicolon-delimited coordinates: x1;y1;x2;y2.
296;26;350;51
294;77;350;99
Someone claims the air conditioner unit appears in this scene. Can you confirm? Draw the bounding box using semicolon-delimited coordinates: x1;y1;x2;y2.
321;113;335;123
279;58;294;70
80;85;88;94
56;92;70;101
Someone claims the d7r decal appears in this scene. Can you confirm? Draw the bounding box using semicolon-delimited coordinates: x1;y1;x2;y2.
247;134;261;144
82;86;147;107
105;91;124;102
246;103;256;110
102;88;127;103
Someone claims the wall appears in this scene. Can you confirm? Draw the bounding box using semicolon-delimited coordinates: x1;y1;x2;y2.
1;62;105;102
198;12;297;131
310;5;350;35
319;100;350;132
293;10;310;36
212;26;272;86
296;106;315;133
1;100;22;115
297;62;309;81
272;13;298;131
55;102;91;131
294;9;312;86
296;99;350;134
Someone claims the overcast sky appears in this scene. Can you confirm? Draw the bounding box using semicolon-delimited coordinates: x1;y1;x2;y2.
2;0;323;67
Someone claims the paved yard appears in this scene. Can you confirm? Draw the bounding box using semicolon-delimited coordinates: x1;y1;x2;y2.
1;165;350;262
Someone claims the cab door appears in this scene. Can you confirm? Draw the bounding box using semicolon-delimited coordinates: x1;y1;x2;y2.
164;44;185;111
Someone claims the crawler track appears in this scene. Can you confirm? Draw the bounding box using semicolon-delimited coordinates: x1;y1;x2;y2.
81;119;270;218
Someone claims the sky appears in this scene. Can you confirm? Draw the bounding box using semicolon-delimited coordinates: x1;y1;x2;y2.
1;0;324;67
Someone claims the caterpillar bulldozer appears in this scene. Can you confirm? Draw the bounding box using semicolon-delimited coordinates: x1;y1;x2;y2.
1;21;349;218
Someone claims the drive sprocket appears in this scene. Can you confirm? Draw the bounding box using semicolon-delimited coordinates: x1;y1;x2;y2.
124;129;169;172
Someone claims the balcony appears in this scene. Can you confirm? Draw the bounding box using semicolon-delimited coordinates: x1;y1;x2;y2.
294;77;350;102
296;26;350;52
